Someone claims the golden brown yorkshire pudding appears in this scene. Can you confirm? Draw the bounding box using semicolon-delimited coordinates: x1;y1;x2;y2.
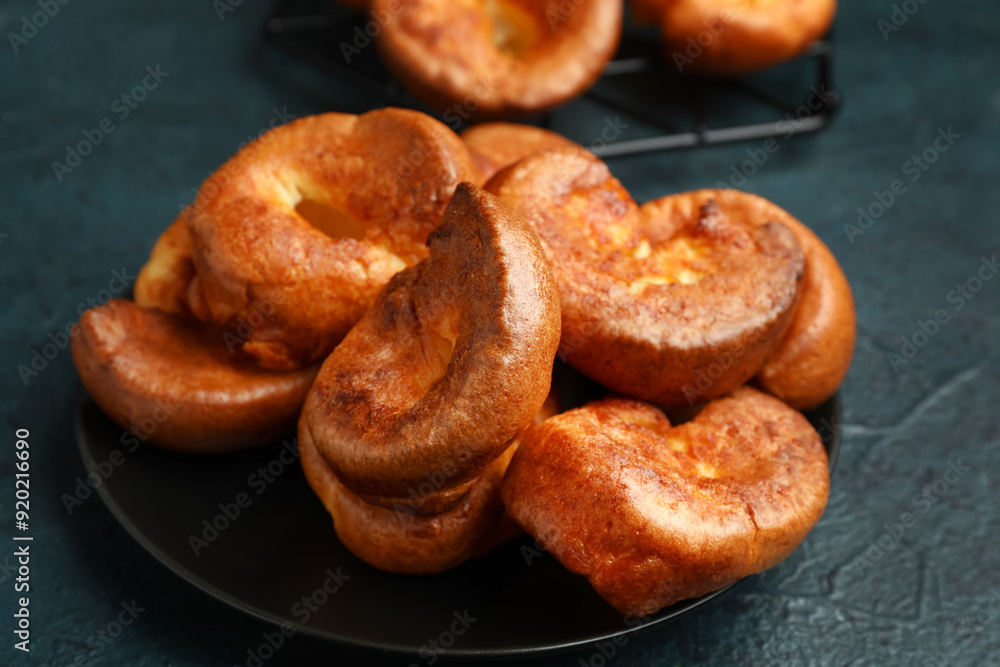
461;122;581;184
298;421;510;574
486;147;804;405
154;108;474;371
71;299;318;453
134;213;195;315
638;0;837;76
299;391;559;574
502;387;830;615
301;183;561;514
373;0;623;120
654;190;855;410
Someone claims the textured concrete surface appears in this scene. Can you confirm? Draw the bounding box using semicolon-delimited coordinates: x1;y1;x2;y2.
1;1;998;665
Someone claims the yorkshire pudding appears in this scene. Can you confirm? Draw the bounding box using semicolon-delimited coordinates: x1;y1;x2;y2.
502;387;830;615
461;122;581;184
372;0;623;119
653;189;855;410
299;391;558;574
298;422;511;574
300;182;561;514
134;213;195;315
639;0;837;76
162;108;474;371
486;147;804;405
71;299;318;452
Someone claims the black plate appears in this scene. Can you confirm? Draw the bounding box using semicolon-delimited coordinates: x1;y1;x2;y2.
74;364;840;659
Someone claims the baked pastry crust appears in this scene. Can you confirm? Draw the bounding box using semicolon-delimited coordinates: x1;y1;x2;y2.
299;390;558;574
301;182;561;514
373;0;623;119
487;147;804;405
637;0;837;76
502;387;830;615
169;108;475;370
461;122;581;184
71;299;318;452
659;189;856;410
134;213;195;314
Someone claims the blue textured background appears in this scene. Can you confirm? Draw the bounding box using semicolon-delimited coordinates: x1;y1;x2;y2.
1;1;999;665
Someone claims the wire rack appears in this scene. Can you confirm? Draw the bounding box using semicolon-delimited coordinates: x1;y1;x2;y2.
264;0;840;158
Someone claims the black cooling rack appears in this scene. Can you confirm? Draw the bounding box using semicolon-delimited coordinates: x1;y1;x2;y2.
264;0;839;158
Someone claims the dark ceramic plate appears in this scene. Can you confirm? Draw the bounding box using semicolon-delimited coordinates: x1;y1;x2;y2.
74;363;840;659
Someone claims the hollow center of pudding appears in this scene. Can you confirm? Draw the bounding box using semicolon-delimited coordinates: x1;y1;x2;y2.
485;0;541;58
295;198;367;241
377;320;459;418
625;237;713;294
419;330;457;391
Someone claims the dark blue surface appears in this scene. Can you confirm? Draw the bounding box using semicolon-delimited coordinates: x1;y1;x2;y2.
1;1;999;665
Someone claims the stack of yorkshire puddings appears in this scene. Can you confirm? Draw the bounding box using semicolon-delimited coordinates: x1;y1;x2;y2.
72;108;854;616
343;0;837;120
